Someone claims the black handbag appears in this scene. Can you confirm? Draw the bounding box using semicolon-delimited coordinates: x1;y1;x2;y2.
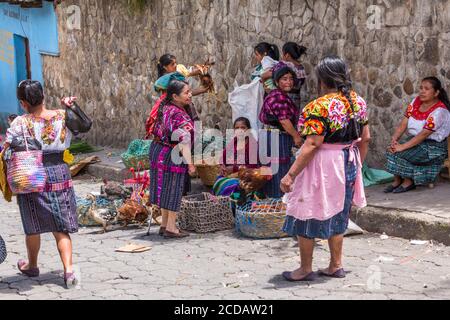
0;235;6;264
65;101;93;135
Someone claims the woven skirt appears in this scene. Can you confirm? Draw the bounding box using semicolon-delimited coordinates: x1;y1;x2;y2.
259;130;294;199
17;162;78;236
385;138;448;185
149;142;188;212
283;150;356;240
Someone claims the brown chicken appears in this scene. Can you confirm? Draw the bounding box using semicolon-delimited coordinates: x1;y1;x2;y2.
238;167;273;195
116;199;149;227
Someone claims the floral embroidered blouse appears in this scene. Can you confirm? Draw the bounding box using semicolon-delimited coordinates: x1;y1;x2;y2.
6;110;72;151
405;97;450;142
298;91;368;143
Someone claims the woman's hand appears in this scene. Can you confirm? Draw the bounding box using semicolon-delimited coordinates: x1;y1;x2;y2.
294;136;303;148
280;173;295;194
61;97;77;108
188;164;196;176
392;143;407;153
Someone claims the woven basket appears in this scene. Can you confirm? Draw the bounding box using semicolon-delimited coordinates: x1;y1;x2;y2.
236;199;289;239
178;193;234;233
195;164;221;187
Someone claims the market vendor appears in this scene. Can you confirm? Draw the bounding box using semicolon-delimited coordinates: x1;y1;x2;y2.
148;80;196;239
258;66;303;199
385;77;450;193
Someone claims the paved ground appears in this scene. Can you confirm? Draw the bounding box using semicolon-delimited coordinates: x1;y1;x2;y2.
1;178;450;300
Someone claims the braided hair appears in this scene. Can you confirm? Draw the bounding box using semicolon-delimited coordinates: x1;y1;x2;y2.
156;80;189;126
316;55;360;139
422;77;450;111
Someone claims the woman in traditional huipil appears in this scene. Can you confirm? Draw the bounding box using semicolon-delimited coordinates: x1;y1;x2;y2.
148;80;196;239
259;66;303;199
3;80;80;287
280;56;371;281
385;77;450;193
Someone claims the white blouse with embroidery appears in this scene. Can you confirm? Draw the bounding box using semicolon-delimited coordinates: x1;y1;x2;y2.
6;110;72;151
405;98;450;143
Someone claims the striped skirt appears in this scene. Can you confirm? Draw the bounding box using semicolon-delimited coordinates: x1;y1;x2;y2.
149;142;188;212
259;129;294;199
385;138;448;185
17;160;78;236
283;149;356;240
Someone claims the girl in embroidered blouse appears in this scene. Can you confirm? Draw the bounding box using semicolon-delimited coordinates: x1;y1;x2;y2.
3;80;79;288
385;77;450;193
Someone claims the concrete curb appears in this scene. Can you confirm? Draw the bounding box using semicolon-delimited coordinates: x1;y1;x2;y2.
351;206;450;246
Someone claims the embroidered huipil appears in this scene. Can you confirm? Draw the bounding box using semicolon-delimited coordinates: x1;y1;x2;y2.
285;92;369;221
405;97;450;142
5;110;72;151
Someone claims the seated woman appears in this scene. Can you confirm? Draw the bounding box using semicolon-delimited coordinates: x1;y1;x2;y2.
214;118;259;198
385;77;450;193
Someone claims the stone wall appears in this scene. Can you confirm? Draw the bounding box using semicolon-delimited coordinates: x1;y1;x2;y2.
42;0;450;168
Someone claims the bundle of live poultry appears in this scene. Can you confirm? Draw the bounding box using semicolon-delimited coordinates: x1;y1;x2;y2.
77;167;155;232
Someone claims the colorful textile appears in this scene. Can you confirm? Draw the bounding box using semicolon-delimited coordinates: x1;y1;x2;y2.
145;93;167;139
152;103;194;146
283;149;356;239
284;140;366;222
405;97;450;142
213;176;240;197
298;91;368;143
17;159;78;235
6;111;72;152
259;89;298;129
385;138;447;185
259;130;294;199
153;72;186;93
222;135;259;173
148;142;187;212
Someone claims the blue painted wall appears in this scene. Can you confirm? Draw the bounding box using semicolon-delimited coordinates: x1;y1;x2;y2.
0;1;58;132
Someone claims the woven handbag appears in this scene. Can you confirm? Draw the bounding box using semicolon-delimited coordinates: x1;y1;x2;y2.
7;123;47;194
0;234;6;264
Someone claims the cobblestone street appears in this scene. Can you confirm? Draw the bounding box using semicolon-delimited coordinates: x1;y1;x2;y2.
1;178;450;300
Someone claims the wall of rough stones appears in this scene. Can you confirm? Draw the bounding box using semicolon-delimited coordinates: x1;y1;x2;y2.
42;0;450;167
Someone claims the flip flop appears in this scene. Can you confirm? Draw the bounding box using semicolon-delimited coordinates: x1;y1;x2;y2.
282;271;317;282
318;268;346;279
17;260;40;278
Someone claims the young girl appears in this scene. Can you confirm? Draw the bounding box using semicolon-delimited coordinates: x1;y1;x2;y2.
252;42;280;93
222;117;259;175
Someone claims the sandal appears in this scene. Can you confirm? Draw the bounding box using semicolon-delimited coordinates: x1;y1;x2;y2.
318;268;346;279
163;231;190;239
64;272;79;288
17;260;40;278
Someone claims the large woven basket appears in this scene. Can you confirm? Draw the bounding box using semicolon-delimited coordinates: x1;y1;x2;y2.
195;164;221;187
178;193;234;233
236;199;289;239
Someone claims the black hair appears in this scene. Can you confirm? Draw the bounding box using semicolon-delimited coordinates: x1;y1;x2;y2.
234;117;251;129
273;66;297;84
157;80;189;124
157;54;176;78
17;80;44;109
8;114;18;122
282;42;307;61
316;55;360;138
254;42;280;61
422;77;450;111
